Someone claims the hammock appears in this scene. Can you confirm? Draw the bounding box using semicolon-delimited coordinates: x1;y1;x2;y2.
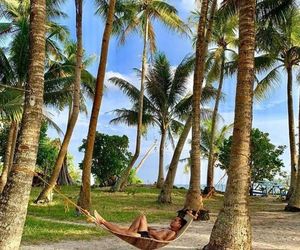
97;214;194;250
17;167;195;249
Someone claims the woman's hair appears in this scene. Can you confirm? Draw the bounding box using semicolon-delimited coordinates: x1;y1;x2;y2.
178;217;187;228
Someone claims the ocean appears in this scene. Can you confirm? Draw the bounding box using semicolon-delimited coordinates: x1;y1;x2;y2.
176;184;226;192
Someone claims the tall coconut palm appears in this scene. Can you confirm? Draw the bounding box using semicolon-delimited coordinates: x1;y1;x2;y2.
183;0;217;211
107;0;187;191
35;0;84;203
203;0;256;248
77;0;116;212
285;88;300;211
255;6;300;199
0;0;46;248
219;0;298;201
110;53;194;189
203;13;237;194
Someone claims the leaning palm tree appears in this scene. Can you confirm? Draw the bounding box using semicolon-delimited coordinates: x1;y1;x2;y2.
77;0;116;212
204;0;256;248
110;53;194;189
0;0;46;248
35;0;84;203
108;0;188;192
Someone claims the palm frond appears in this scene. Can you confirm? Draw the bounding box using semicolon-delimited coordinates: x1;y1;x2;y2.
254;66;282;102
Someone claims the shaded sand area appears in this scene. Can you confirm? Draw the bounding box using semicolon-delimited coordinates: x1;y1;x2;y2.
21;198;300;250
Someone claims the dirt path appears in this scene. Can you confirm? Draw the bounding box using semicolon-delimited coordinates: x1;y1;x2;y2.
21;209;300;250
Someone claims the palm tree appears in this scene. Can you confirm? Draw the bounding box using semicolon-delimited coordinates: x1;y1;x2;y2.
183;0;217;211
285;91;300;211
0;0;46;248
0;38;93;194
255;6;300;199
0;0;68;191
109;53;194;189
35;0;85;203
203;13;237;194
77;0;116;212
109;0;187;191
203;0;256;248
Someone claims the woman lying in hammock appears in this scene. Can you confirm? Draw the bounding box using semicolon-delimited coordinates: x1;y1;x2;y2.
94;210;196;241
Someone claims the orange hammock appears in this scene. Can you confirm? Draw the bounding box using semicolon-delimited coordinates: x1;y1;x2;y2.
96;213;194;250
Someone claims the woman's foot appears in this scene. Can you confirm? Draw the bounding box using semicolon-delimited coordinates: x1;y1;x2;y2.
94;210;105;224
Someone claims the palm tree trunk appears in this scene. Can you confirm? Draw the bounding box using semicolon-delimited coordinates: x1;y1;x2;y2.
285;86;300;211
57;156;73;185
0;121;17;193
184;0;216;210
112;15;149;192
156;127;167;188
0;0;46;248
77;0;116;211
286;66;297;200
204;51;225;194
158;115;192;203
204;1;255;249
35;0;83;204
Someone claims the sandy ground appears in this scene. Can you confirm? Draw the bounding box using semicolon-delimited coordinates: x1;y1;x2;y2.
21;206;300;250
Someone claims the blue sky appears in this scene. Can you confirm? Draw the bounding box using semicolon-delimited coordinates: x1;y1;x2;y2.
46;0;296;186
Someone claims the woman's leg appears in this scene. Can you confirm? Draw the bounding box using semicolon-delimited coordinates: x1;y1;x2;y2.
95;212;143;236
130;214;148;232
128;215;145;232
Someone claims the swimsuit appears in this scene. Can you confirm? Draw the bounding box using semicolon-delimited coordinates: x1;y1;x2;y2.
138;231;150;238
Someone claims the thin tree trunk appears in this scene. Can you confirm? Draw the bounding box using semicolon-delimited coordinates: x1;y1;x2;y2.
184;0;217;210
156;128;167;188
204;51;225;194
286;66;297;200
0;121;17;193
112;15;149;192
158;115;192;203
0;0;46;248
8;122;19;172
285;86;300;211
35;0;83;204
77;0;116;211
134;141;156;174
204;1;255;249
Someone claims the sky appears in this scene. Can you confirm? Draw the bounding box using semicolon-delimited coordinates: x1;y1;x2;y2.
46;0;296;186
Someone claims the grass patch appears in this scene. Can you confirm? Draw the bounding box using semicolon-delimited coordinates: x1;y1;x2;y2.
23;185;285;244
22;216;107;245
